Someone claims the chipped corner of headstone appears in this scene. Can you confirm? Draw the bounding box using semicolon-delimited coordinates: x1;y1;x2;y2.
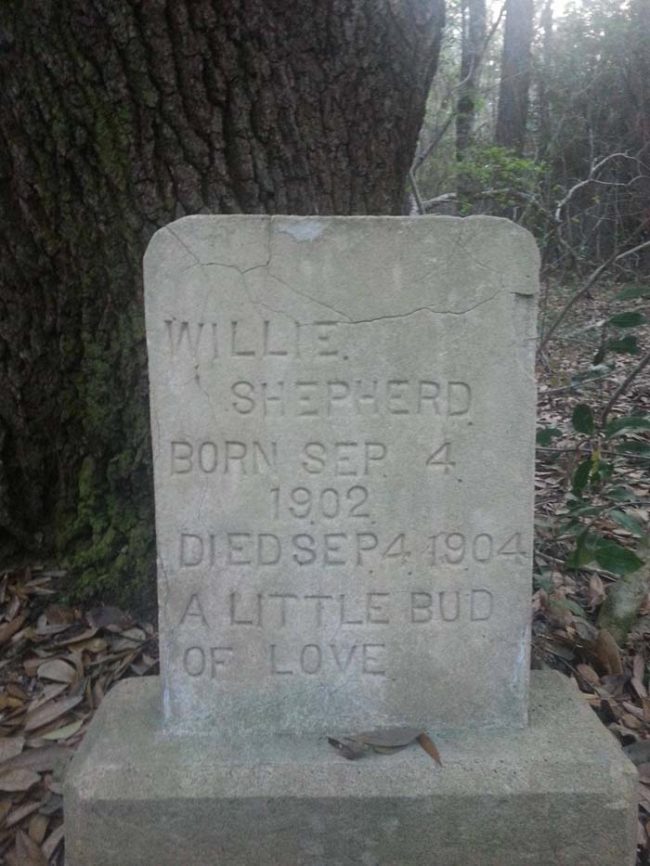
271;215;328;243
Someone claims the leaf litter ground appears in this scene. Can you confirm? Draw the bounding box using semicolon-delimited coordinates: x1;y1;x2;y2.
0;281;647;865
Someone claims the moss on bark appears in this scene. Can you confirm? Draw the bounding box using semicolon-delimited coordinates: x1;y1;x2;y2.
0;0;445;605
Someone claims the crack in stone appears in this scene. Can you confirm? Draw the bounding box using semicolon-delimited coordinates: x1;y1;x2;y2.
167;222;500;325
166;225;201;266
341;291;500;324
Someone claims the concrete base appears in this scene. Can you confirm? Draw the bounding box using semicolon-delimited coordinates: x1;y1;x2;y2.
64;672;637;866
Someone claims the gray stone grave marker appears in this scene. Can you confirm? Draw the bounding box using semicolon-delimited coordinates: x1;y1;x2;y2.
65;216;637;866
146;214;537;736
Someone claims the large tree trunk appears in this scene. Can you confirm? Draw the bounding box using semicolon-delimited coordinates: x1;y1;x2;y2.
495;0;534;155
0;1;445;601
456;0;486;161
455;0;487;208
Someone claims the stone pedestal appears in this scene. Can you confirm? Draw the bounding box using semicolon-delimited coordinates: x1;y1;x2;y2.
64;671;637;866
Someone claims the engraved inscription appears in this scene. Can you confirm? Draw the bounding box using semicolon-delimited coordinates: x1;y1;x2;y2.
183;645;233;677
177;589;496;630
428;532;527;566
230;379;471;418
178;530;528;569
165;318;341;361
171;439;277;475
270;643;386;676
269;485;370;520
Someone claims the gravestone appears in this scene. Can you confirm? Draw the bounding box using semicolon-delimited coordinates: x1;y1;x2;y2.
65;216;637;866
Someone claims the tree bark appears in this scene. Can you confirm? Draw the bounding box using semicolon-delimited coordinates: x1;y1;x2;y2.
495;0;534;155
0;0;445;600
456;0;487;161
456;0;487;208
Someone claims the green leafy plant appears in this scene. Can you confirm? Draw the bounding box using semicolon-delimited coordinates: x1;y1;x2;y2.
560;406;649;576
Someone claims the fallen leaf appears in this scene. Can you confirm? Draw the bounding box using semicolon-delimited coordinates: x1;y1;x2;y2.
36;659;77;684
417;732;443;766
6;800;41;828
111;627;146;652
328;727;425;759
0;736;24;762
13;829;47;866
327;736;365;760
3;745;73;775
0;769;40;792
593;629;623;675
6;682;27;701
42;604;75;626
41;718;84;740
0;799;12;823
29;683;69;710
0;614;26;645
28;813;49;845
632;654;647;698
0;694;25;711
576;663;601;687
25;696;82;733
41;823;64;860
588;574;606;608
58;626;98;646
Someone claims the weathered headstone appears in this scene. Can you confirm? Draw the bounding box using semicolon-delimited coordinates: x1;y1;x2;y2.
148;214;536;735
65;216;637;866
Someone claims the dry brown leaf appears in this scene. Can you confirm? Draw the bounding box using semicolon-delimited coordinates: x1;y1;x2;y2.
0;769;40;792
34;621;69;638
622;712;642;729
36;659;77;684
417;732;443;766
73;636;107;654
6;800;41;828
30;684;69;710
111;627;146;652
0;694;25;711
576;663;601;687
0;736;24;763
58;626;98;646
23;658;44;678
6;683;27;701
42;605;75;626
632;654;647;699
0;614;26;646
593;629;623;676
1;745;72;775
41;823;64;860
25;696;82;733
13;829;47;866
28;813;49;846
41;718;84;741
588;574;606;608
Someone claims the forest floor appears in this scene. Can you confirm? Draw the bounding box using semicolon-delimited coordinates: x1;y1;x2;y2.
0;280;648;865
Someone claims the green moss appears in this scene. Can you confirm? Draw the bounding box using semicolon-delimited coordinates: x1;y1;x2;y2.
55;292;156;610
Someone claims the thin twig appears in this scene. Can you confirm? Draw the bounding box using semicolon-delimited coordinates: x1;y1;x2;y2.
538;236;650;354
409;169;425;215
601;349;650;427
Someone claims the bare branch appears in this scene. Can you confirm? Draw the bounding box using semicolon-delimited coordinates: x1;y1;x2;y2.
538;237;650;354
601;350;650;427
554;152;637;223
